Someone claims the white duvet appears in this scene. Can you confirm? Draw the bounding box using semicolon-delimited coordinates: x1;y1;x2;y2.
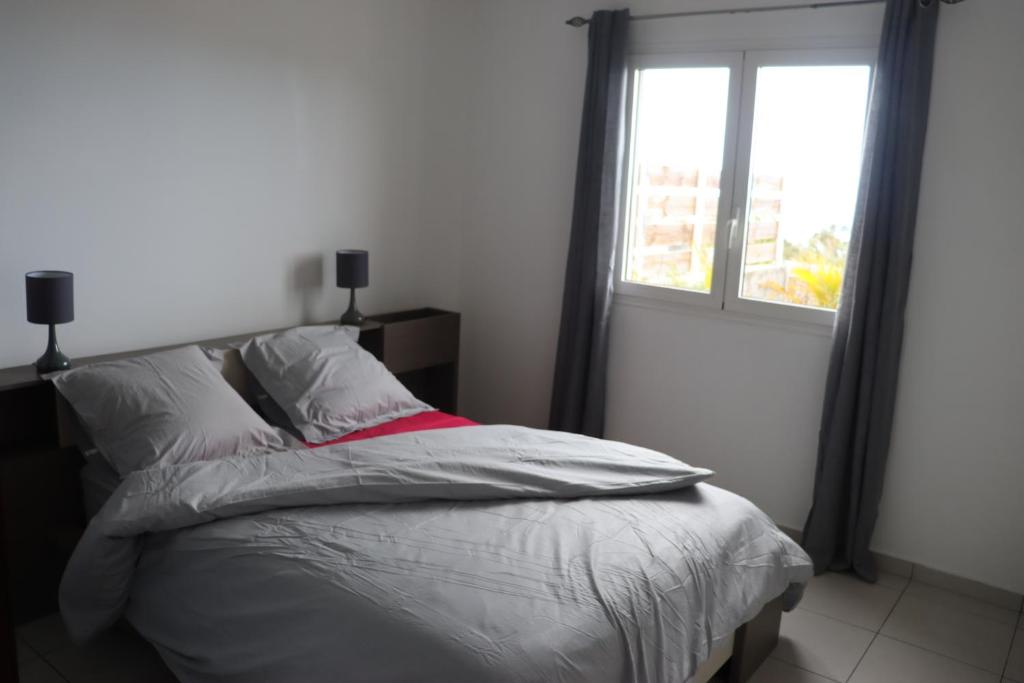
61;425;812;683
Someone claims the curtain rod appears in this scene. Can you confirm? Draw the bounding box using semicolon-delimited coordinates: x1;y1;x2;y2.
564;0;963;28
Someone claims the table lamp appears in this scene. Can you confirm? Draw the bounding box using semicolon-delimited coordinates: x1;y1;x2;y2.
336;250;368;326
25;270;74;373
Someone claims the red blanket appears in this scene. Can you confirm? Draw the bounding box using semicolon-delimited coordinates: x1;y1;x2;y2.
305;411;478;448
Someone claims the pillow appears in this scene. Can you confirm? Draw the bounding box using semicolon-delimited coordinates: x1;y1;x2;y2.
201;325;360;412
240;325;431;443
248;325;362;438
51;345;286;476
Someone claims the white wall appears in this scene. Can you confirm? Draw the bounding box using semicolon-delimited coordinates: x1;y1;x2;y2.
872;0;1024;593
0;0;469;367
458;0;1024;593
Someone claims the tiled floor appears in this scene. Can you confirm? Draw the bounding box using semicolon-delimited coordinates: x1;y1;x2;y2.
15;572;1024;682
759;571;1024;683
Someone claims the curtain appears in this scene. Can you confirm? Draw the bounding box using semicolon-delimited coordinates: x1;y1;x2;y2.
549;9;630;438
802;0;940;581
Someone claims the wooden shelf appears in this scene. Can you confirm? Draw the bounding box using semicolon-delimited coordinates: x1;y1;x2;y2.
0;365;42;393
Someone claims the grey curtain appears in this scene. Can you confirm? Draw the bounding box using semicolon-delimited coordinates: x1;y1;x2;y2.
549;9;630;437
803;0;940;581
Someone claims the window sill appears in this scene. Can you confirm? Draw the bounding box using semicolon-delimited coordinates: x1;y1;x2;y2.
612;291;836;338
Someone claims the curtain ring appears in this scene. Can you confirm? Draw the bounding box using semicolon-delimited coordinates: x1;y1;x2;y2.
919;0;934;6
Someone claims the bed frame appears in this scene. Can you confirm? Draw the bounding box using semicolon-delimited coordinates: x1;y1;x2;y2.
4;314;784;682
716;596;784;682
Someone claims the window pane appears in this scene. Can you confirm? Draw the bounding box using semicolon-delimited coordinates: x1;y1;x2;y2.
739;65;871;310
624;67;731;293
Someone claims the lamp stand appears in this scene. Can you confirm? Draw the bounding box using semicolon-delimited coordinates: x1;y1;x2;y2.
340;288;365;326
36;323;71;373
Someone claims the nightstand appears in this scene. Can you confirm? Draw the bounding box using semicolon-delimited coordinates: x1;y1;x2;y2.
361;308;460;413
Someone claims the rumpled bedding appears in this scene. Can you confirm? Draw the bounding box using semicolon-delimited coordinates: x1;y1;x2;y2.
61;425;812;683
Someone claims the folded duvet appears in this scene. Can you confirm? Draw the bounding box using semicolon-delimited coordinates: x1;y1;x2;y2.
61;425;812;683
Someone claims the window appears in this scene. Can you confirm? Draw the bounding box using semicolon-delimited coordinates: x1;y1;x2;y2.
618;50;873;325
623;66;732;294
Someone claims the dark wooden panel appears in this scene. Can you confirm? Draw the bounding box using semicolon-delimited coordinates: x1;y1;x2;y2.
358;326;384;363
0;364;39;393
376;309;459;375
1;447;85;624
396;363;458;414
0;484;16;682
0;384;57;451
728;596;783;683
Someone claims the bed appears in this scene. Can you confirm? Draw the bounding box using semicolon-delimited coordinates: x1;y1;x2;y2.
56;336;812;683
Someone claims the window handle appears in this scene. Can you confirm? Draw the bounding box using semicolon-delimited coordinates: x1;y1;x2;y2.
728;207;743;249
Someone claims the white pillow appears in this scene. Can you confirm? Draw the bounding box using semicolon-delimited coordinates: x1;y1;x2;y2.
240;326;431;443
51;345;286;476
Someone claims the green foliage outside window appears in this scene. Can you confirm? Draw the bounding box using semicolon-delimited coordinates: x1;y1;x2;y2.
779;226;849;309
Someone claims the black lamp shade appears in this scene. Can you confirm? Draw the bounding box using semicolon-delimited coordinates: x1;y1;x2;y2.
336;250;368;289
26;271;74;324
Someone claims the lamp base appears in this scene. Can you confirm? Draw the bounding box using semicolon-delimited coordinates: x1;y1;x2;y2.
340;310;365;326
339;288;365;327
35;324;71;374
36;350;70;374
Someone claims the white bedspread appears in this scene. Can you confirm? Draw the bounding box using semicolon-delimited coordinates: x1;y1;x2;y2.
61;425;812;683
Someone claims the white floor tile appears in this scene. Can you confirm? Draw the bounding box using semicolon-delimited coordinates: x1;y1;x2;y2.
1004;628;1024;682
16;613;72;656
849;635;999;683
749;657;836;683
773;608;874;682
881;593;1015;673
904;581;1020;626
875;569;910;591
17;659;66;683
799;571;903;631
912;565;1023;612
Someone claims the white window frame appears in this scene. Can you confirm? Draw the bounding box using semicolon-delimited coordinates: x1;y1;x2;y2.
725;48;875;326
616;47;875;328
614;51;744;310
